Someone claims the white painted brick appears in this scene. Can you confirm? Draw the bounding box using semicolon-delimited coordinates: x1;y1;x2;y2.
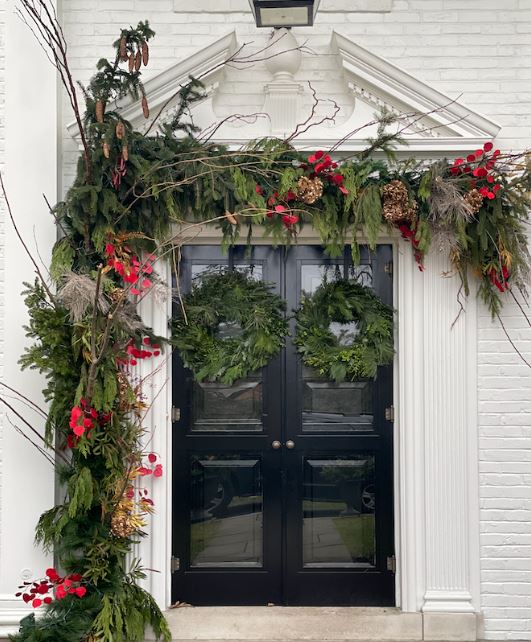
0;0;526;637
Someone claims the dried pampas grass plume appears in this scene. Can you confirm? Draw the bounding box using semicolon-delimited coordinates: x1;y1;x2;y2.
57;272;110;322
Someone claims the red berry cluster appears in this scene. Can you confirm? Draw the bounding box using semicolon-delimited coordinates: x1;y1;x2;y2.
257;151;349;229
120;336;161;367
68;398;111;447
450;141;502;200
138;452;163;478
105;242;154;296
16;568;86;608
305;150;348;196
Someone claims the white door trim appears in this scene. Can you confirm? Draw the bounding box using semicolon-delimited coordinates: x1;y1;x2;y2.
136;228;480;617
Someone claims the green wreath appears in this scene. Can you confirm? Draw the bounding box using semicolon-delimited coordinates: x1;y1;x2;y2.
293;279;394;382
172;269;288;384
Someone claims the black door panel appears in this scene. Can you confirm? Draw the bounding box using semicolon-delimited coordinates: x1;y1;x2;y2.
172;245;394;606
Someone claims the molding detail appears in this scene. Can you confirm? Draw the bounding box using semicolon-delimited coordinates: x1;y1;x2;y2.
331;31;501;143
66;31;237;140
68;30;502;154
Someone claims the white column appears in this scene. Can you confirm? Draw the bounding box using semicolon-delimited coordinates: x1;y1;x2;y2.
0;0;57;635
136;259;173;610
397;243;480;617
420;250;480;614
396;242;427;612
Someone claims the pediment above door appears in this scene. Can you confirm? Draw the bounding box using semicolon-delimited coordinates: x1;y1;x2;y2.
68;30;500;153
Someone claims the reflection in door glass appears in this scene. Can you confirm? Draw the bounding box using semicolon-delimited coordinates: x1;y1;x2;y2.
303;455;375;568
190;455;263;567
191;378;263;432
299;262;375;433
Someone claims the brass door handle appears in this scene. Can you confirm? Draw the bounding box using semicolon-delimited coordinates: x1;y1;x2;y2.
272;440;282;450
285;440;295;449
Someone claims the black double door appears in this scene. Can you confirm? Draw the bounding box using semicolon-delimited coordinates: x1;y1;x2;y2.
172;245;395;606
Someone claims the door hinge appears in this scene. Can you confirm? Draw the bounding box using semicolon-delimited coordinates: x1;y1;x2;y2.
384;261;393;276
171;406;181;422
385;406;395;422
171;556;180;572
387;555;396;573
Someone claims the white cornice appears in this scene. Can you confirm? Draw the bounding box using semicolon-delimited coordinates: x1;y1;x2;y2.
331;31;501;141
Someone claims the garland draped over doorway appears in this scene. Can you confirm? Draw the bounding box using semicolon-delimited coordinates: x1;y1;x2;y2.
4;8;530;641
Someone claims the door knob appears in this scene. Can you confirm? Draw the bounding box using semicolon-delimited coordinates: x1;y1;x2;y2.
285;440;295;449
272;440;281;450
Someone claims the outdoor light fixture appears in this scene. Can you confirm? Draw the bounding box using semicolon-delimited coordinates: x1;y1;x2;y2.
249;0;321;28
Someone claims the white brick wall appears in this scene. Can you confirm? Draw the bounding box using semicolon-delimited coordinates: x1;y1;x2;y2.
5;0;529;638
0;0;6;570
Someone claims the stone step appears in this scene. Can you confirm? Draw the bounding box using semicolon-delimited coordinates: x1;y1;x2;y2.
144;607;478;642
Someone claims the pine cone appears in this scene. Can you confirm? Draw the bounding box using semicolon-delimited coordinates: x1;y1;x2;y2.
464;188;483;215
102;141;110;159
115;121;126;140
225;212;238;225
297;176;323;205
95;99;105;123
134;50;142;72
119;35;128;61
111;510;135;538
141;95;149;119
141;41;149;66
128;52;135;73
382;180;417;224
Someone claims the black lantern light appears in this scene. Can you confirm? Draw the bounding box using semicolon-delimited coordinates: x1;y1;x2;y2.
249;0;321;28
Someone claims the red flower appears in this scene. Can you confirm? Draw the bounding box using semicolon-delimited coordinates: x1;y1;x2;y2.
308;150;324;164
332;174;344;185
453;158;464;166
138;467;152;476
255;185;263;195
475;149;483;158
44;597;52;605
483;142;493;152
69;573;83;582
32;598;42;609
73;424;85;437
148;453;157;463
274;204;286;213
104;243;115;256
55;585;67;600
75;586;87;598
154;464;164;478
466;154;476;163
282;214;299;227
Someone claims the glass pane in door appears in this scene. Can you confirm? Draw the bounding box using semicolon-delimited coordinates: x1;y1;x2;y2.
190;454;263;567
302;455;376;568
299;261;376;433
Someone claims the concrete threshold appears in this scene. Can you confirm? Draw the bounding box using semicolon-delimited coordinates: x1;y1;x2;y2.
153;607;421;641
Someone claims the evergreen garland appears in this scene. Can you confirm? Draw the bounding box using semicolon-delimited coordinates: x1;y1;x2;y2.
172;270;288;384
294;280;394;382
6;12;530;642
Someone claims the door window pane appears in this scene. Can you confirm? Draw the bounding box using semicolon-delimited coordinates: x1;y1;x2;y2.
302;377;374;432
191;378;263;432
299;261;375;433
303;455;376;568
190;454;263;567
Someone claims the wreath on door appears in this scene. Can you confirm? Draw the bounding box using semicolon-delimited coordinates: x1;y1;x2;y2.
172;269;288;384
293;280;394;382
